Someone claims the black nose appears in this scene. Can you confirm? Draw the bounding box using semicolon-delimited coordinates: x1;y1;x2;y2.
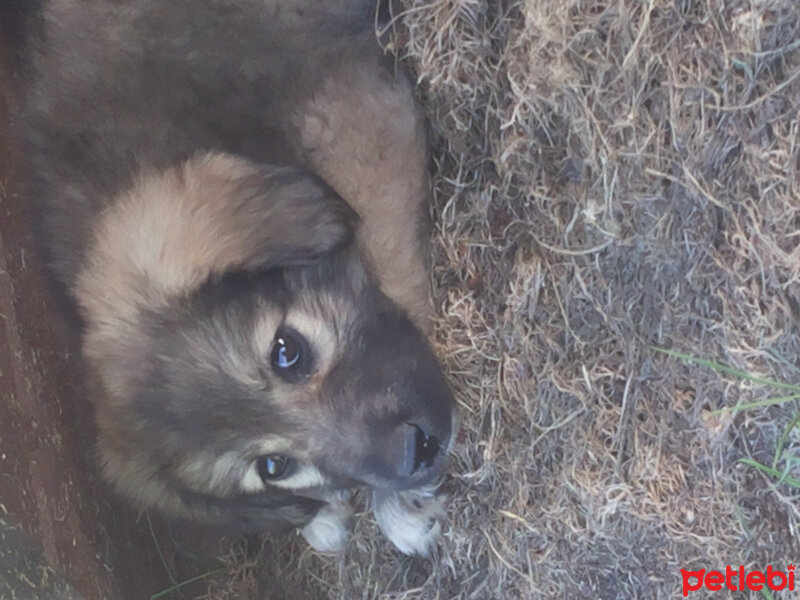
402;423;440;476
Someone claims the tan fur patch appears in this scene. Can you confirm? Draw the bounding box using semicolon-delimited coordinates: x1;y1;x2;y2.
285;306;340;373
75;154;264;394
75;152;353;397
77;154;262;315
293;61;434;332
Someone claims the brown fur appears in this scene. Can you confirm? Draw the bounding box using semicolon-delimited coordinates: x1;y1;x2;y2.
76;154;354;399
289;59;433;329
16;0;456;553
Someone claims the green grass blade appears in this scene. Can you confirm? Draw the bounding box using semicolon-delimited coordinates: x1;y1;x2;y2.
739;458;800;489
650;347;800;391
773;411;800;468
709;393;800;415
760;587;776;600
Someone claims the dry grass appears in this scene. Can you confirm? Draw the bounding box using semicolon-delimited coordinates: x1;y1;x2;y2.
214;1;800;598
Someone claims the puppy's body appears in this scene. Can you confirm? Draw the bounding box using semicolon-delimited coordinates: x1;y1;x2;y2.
26;0;431;323
18;0;453;554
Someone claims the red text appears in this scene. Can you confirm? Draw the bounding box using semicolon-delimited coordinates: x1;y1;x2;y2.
681;565;794;596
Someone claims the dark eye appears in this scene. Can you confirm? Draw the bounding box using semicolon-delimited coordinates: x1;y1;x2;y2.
270;327;310;381
257;455;296;482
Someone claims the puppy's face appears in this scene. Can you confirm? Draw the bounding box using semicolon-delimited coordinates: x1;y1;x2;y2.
129;255;454;507
75;153;455;531
109;257;454;533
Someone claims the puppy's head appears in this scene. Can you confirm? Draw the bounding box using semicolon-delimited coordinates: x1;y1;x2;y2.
76;153;455;530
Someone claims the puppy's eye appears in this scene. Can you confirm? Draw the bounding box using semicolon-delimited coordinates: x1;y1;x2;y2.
257;455;296;482
270;327;310;381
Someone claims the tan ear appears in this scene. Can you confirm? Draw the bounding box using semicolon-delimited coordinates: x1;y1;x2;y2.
77;151;355;311
75;152;355;395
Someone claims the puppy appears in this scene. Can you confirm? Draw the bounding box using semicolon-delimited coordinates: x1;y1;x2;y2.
16;0;455;555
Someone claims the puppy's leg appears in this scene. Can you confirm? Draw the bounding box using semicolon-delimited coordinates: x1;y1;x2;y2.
372;485;446;556
289;51;433;331
300;493;353;553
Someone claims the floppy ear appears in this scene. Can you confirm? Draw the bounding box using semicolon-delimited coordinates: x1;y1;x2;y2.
205;154;358;271
76;152;356;312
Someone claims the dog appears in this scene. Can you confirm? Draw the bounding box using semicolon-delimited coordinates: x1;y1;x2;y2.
15;0;456;556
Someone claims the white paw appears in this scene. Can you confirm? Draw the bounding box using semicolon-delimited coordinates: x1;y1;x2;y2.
372;485;446;556
300;498;351;553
